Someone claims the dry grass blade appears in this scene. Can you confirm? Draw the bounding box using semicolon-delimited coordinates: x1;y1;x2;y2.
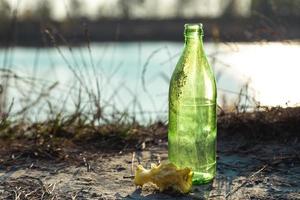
141;46;165;92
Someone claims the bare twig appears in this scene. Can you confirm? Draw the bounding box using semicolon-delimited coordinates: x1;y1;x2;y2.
225;165;267;198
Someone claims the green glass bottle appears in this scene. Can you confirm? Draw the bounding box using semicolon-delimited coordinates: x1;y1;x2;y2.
168;24;217;185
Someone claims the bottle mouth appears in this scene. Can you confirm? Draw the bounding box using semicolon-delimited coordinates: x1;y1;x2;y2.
184;23;203;37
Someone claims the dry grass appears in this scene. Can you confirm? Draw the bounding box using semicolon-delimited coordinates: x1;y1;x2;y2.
218;106;300;141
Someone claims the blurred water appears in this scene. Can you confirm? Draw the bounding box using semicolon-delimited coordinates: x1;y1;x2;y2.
0;41;299;122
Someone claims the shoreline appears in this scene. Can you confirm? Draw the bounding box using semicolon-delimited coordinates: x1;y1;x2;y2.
0;17;299;47
0;40;299;48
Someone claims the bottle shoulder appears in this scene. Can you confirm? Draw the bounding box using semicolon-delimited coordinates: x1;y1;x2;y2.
170;57;217;89
169;55;217;101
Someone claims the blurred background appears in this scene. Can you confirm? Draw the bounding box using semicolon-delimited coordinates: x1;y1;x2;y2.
0;0;300;123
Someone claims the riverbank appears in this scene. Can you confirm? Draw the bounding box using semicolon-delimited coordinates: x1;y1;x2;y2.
0;17;299;47
0;107;299;199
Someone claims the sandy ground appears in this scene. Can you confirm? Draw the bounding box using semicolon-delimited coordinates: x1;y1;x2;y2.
0;138;299;200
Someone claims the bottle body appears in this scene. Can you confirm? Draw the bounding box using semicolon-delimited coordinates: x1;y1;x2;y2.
168;24;217;184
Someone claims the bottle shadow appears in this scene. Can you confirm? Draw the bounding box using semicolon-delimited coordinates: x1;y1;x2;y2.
122;183;215;200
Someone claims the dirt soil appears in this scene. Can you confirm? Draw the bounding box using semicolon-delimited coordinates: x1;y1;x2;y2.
0;137;299;200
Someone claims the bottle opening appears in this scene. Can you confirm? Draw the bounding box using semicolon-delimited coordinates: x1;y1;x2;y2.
184;23;203;37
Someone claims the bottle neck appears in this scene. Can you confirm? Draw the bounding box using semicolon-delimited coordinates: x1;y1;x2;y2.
185;35;203;46
184;35;204;56
184;24;204;50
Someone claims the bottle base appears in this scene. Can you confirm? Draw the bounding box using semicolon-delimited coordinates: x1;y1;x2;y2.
192;172;215;185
